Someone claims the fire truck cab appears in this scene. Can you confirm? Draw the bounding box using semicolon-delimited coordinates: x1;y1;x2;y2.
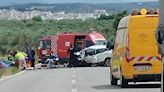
37;36;55;64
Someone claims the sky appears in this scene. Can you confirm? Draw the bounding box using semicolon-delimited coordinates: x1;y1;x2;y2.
0;0;158;6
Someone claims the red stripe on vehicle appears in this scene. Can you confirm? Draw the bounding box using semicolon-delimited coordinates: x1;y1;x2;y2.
138;57;144;61
156;56;162;61
130;57;135;61
125;56;135;62
147;57;153;61
51;36;58;55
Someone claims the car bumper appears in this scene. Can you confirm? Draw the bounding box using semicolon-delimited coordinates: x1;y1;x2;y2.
130;74;161;82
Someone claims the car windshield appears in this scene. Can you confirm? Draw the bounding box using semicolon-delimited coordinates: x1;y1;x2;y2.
95;40;107;45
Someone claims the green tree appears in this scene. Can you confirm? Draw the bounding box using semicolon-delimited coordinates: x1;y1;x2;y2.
32;16;42;22
113;10;129;31
0;10;130;55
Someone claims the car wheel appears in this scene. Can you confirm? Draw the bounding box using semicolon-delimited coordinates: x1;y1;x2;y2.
104;58;111;67
120;73;128;88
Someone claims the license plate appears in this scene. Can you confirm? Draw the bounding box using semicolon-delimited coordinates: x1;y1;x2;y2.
134;66;151;71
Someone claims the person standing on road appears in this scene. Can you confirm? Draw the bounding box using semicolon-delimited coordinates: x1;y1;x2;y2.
26;47;31;67
7;50;14;61
15;52;28;70
29;48;35;69
26;47;36;69
67;44;76;67
30;48;36;69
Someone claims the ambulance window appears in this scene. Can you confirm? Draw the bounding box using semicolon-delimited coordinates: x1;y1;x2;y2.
116;30;125;45
114;28;127;50
122;29;127;44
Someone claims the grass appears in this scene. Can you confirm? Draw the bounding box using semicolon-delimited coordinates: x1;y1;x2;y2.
0;66;20;78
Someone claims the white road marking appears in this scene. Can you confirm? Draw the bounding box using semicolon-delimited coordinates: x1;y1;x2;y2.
0;70;25;82
72;68;77;92
71;79;76;84
72;74;76;78
72;88;77;92
73;70;76;74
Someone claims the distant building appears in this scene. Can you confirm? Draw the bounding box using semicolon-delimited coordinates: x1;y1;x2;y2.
0;9;109;20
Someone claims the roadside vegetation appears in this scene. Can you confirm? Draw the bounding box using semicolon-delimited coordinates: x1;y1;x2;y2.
0;66;20;78
0;10;128;55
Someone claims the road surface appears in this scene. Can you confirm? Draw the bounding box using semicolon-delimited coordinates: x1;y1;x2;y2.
0;67;161;92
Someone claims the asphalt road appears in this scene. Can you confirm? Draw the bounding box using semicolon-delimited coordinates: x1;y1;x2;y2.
0;67;161;92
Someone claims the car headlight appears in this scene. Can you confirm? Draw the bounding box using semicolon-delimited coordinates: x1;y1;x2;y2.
56;58;59;61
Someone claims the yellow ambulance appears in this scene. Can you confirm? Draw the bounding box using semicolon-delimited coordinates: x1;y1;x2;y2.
110;9;162;88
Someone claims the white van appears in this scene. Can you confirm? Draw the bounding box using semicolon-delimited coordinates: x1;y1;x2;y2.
77;45;112;66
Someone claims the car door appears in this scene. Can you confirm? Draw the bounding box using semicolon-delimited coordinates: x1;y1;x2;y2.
96;48;108;63
83;49;96;63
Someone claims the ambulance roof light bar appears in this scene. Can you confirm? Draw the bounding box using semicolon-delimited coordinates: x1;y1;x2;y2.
131;8;159;16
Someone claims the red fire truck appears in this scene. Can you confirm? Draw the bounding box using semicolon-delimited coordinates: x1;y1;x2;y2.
37;31;107;64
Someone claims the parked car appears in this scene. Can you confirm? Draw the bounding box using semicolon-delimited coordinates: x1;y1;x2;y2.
76;45;112;66
0;60;14;68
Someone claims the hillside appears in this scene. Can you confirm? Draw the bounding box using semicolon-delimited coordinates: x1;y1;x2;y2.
0;2;158;13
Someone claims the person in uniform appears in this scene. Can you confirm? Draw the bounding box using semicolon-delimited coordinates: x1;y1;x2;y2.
67;44;76;67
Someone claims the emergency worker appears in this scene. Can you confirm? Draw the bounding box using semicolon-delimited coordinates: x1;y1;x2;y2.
7;50;15;62
30;48;35;69
67;44;76;67
15;52;28;70
26;47;35;69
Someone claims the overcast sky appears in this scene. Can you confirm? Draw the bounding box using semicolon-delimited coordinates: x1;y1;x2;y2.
0;0;158;6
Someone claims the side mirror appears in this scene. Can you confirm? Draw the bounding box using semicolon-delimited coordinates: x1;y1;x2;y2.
157;31;162;44
106;41;114;50
110;45;114;50
157;25;164;44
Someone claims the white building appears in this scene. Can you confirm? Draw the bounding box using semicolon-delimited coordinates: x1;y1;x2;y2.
0;9;109;20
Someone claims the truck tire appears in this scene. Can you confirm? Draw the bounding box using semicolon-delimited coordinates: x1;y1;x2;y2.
120;75;128;88
110;74;118;85
110;69;118;85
